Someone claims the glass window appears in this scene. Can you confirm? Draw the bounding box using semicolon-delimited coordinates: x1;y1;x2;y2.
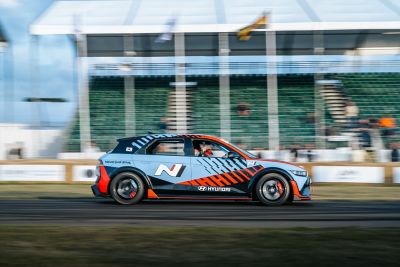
147;139;185;156
192;140;232;158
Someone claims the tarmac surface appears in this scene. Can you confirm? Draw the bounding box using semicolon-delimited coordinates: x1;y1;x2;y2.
0;198;400;227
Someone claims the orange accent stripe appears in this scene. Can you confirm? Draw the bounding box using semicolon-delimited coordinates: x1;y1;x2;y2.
216;174;231;186
237;170;250;180
230;171;245;182
254;165;265;173
203;178;217;187
147;189;159;199
255;165;264;171
244;168;255;176
189;180;199;186
209;175;225;186
222;173;238;184
196;178;208;186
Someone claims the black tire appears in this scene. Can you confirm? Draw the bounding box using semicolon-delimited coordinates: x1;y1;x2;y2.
110;172;145;205
255;173;291;206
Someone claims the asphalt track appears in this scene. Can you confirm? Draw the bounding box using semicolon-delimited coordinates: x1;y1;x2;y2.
0;198;400;227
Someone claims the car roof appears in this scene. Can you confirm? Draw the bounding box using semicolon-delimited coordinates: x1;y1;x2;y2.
117;134;218;142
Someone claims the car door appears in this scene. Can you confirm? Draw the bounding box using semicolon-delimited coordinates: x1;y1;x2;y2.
135;138;192;196
189;139;250;198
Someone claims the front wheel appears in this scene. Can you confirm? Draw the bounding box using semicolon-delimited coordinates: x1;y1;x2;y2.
110;172;145;205
255;173;291;206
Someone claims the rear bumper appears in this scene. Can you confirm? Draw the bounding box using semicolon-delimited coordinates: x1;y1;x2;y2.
91;165;111;197
91;184;109;197
91;184;101;197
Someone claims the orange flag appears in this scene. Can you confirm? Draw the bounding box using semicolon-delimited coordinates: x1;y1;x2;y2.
237;14;269;41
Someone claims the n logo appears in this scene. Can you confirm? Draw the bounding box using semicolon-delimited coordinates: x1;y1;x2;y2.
155;164;186;177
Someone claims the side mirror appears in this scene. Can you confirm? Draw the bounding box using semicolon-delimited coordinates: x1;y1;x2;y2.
227;151;241;159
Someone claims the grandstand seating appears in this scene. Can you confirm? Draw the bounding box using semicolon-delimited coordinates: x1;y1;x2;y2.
134;82;170;136
64;77;169;152
64;73;399;152
230;77;269;149
278;75;316;146
333;73;400;144
333;73;400;121
191;85;221;137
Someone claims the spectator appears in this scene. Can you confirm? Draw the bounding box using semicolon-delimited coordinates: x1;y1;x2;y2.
345;101;359;129
391;142;400;162
325;126;337;136
237;102;251;116
379;115;396;138
359;130;372;148
358;119;372;148
305;112;315;124
305;144;316;162
289;144;299;162
368;116;379;129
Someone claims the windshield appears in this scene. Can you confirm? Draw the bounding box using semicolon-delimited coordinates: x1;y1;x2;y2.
227;142;257;158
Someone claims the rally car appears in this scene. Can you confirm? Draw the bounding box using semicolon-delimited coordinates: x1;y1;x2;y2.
91;134;311;206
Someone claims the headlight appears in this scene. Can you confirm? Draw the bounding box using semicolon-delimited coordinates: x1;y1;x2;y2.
290;170;307;177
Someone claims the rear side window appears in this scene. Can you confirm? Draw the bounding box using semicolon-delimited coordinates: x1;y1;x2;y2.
146;139;185;156
112;140;139;154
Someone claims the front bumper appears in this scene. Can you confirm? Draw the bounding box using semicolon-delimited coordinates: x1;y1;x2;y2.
290;180;311;201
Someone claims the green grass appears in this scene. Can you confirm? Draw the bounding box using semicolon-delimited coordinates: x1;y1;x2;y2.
0;226;399;267
0;183;399;201
0;184;92;199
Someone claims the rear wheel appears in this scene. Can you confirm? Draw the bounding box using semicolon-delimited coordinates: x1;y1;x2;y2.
255;173;291;206
110;172;145;205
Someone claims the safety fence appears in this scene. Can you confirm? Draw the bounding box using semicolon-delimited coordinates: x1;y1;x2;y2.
0;160;399;184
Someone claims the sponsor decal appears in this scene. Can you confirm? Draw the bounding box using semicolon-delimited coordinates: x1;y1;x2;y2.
197;186;231;192
155;164;186;177
394;167;400;184
104;160;132;165
73;165;97;182
0;165;65;182
312;166;384;183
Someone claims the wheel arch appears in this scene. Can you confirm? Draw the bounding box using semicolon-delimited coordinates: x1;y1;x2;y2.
108;166;153;192
248;168;293;199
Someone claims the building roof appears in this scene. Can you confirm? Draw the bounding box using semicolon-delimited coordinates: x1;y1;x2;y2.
30;0;400;35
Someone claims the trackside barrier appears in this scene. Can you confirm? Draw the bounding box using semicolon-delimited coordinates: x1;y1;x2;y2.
0;160;399;184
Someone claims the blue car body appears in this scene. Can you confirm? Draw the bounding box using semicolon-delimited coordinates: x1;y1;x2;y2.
91;134;311;203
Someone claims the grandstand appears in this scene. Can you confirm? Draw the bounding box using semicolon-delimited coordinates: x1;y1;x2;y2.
29;0;400;153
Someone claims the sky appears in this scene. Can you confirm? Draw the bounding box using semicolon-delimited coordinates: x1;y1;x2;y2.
0;0;75;127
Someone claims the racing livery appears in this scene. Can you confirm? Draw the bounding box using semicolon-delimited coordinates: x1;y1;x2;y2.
91;134;311;206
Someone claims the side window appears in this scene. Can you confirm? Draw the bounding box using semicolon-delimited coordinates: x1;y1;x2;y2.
147;139;185;156
112;140;139;154
192;139;232;158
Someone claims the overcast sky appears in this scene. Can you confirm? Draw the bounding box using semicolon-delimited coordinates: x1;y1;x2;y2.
0;0;75;127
